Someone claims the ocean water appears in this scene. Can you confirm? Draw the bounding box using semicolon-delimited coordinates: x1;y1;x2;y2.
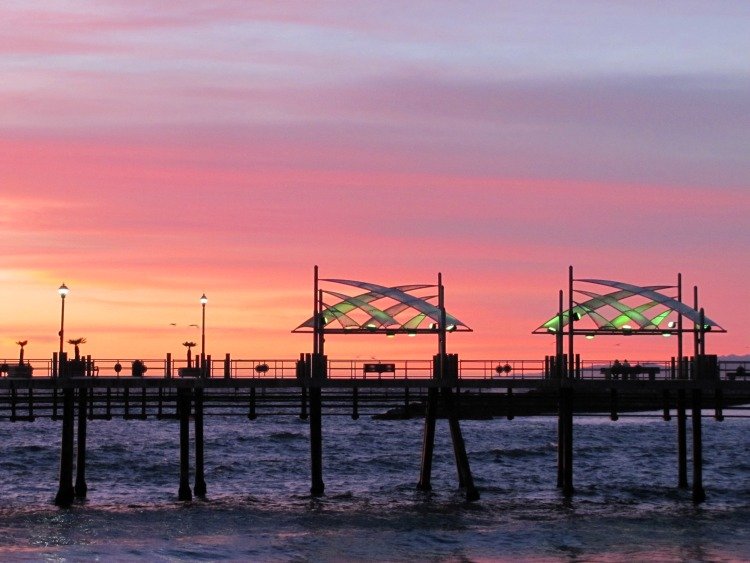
1;410;749;561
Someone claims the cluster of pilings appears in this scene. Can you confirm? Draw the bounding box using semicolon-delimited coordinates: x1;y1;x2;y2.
551;360;712;504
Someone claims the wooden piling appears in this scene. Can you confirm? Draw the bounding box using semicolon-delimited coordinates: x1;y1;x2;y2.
506;387;514;421
177;387;192;501
300;386;308;420
309;385;324;496
562;387;574;496
54;385;76;507
662;390;671;421
352;386;359;420
691;388;705;503
74;384;88;498
714;387;724;421
248;387;257;420
444;387;480;501
10;383;16;422
417;387;438;491
610;388;619;421
194;386;206;496
677;389;688;489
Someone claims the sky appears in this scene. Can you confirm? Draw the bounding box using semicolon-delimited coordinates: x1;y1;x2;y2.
1;1;749;364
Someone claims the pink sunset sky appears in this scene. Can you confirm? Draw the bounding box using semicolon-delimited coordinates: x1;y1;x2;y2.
1;1;749;363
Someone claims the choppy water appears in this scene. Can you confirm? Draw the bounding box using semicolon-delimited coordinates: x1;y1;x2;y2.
1;411;749;561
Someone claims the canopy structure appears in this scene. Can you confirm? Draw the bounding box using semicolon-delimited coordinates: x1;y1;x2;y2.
293;278;471;335
533;278;725;336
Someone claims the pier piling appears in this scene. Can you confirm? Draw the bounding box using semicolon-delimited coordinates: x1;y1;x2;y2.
74;385;88;498
194;386;206;497
417;387;438;492
54;383;76;507
677;389;688;489
177;386;192;501
309;385;324;496
691;388;705;503
444;387;479;501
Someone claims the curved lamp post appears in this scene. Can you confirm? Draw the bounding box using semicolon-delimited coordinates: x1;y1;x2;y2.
58;283;69;356
200;293;207;369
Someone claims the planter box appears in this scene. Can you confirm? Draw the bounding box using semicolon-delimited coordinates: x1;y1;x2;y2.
66;360;86;378
178;367;203;378
7;364;33;378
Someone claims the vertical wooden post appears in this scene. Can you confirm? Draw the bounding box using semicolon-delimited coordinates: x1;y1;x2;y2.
74;383;88;498
563;386;574;496
417;386;438;491
691;388;705;503
309;385;324;496
352;386;359;420
444;387;479;501
677;389;688;488
610;388;619;421
166;352;172;379
177;386;192;501
662;389;671;421
309;353;325;496
506;387;514;420
224;353;231;379
54;383;75;507
194;386;206;496
248;387;257;420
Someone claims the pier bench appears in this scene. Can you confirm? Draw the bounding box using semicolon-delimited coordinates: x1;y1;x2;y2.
363;363;396;378
601;365;661;381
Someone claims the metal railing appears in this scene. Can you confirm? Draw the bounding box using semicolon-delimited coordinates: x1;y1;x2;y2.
1;357;748;381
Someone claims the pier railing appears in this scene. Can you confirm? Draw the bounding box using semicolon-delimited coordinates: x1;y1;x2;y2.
2;357;748;381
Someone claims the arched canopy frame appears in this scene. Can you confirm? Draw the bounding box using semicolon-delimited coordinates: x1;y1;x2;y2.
533;278;726;336
293;278;472;335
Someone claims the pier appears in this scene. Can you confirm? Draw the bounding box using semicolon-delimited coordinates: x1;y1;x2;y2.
2;268;746;508
1;354;748;507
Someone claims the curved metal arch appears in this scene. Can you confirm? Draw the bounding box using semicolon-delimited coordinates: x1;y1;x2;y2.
294;279;470;333
581;279;723;329
535;278;725;334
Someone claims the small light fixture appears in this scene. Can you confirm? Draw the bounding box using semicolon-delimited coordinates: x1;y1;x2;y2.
58;283;69;298
547;327;557;333
585;334;595;340
446;324;456;332
200;293;208;305
572;312;581;321
386;331;395;338
662;332;672;338
667;321;677;329
429;323;438;330
365;323;377;331
408;331;416;337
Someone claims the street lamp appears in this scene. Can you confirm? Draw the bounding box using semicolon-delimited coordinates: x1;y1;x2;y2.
58;283;69;357
200;293;207;367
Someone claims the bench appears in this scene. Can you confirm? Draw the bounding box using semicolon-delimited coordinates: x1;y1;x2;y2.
601;365;661;381
363;363;395;378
